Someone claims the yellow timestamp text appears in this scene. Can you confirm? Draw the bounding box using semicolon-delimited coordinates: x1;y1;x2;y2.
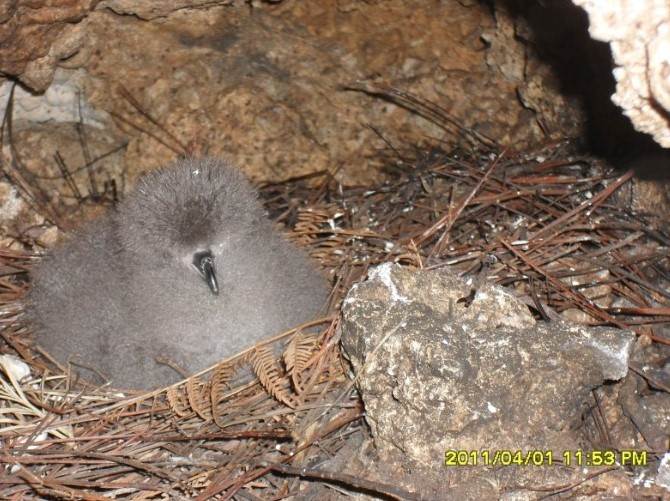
444;449;648;467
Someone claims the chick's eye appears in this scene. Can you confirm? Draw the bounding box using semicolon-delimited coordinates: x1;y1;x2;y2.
192;250;215;271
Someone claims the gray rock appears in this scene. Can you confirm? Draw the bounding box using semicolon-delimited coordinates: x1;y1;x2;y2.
340;263;636;467
657;453;670;492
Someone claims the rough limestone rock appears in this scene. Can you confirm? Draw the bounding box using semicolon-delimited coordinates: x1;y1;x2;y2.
0;0;95;92
2;1;584;193
573;0;670;149
97;0;234;20
340;263;636;468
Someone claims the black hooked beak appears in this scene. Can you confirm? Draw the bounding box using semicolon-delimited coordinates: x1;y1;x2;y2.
193;250;219;295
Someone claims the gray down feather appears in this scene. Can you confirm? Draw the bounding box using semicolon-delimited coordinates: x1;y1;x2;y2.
27;158;329;389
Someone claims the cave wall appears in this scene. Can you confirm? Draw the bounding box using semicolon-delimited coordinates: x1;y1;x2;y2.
1;0;667;244
1;0;582;187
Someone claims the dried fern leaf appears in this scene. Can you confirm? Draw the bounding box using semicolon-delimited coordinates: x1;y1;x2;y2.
166;386;193;418
283;331;318;394
186;376;212;421
210;362;235;427
250;346;296;408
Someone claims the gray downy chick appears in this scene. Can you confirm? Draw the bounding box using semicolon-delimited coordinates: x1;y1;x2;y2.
27;158;329;389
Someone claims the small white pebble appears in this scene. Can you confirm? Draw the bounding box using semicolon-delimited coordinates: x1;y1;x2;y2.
0;354;31;382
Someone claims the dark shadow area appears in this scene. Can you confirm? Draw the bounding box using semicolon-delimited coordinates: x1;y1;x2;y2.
492;0;670;179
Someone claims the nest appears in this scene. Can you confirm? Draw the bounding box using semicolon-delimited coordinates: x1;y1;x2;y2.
1;90;669;499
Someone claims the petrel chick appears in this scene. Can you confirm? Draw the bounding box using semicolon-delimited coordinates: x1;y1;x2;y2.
27;158;329;389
